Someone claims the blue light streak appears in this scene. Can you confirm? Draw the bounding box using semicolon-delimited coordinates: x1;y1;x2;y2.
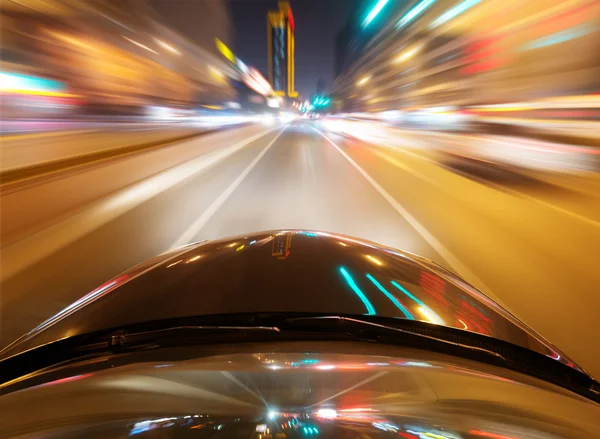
362;0;390;28
429;0;480;29
521;24;595;51
396;0;436;29
339;267;376;315
0;72;66;92
366;274;414;320
390;280;445;324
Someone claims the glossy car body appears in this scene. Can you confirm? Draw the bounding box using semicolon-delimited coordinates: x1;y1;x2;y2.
1;230;599;438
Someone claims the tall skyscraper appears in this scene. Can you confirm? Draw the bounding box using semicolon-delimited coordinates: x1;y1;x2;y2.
267;0;297;98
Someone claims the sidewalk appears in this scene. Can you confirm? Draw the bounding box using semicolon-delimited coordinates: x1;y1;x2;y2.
1;128;199;173
0;117;179;134
0;124;270;248
0;126;241;187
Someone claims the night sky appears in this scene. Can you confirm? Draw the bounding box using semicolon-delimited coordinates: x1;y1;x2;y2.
230;0;358;99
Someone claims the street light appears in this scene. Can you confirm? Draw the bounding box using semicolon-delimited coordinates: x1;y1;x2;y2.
362;0;390;28
393;45;421;64
209;66;226;83
155;39;181;55
429;0;481;29
123;36;158;54
357;75;371;86
396;0;436;30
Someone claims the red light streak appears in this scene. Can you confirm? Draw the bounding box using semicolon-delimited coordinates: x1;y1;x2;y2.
531;2;598;39
288;7;295;32
84;275;128;301
462;35;505;74
37;373;93;388
468;430;519;439
420;271;446;299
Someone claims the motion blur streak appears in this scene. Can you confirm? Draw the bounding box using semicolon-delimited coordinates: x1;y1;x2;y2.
332;0;600;152
391;281;445;325
315;129;494;297
1;0;600;389
339;267;377;316
468;430;519;439
0;126;278;281
366;274;415;320
170;126;288;249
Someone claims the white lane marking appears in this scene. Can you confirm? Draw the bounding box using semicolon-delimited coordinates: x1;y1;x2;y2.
314;128;495;297
358;124;600;227
170;126;288;249
371;148;443;189
1;127;279;282
378;137;600;230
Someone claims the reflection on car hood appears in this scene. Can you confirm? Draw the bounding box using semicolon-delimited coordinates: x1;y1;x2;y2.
0;230;578;371
1;346;599;439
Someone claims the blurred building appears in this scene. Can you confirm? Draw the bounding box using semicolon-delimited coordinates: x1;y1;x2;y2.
267;0;298;98
331;0;600;113
334;26;351;79
1;0;237;117
149;0;234;63
334;0;379;80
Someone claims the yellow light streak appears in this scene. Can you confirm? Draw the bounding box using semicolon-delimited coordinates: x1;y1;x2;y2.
365;255;383;266
357;75;371;86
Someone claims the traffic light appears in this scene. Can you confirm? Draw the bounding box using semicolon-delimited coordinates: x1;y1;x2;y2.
311;95;331;108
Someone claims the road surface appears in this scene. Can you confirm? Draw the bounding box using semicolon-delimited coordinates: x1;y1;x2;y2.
1;120;600;378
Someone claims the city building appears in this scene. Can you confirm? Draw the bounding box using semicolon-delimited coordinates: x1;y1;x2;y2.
333;0;379;80
331;0;600;113
1;0;236;116
267;0;298;98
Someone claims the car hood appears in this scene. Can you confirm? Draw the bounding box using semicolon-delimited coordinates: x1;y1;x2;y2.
0;230;579;372
1;345;599;439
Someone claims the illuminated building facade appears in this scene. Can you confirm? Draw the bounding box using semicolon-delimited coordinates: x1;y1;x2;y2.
0;0;235;116
332;0;600;112
267;1;297;98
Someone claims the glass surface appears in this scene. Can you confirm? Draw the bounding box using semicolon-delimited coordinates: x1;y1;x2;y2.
1;0;599;393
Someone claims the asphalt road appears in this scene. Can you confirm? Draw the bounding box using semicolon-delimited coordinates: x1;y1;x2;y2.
1;120;599;378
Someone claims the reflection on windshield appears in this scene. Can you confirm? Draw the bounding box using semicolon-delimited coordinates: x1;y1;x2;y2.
2;231;576;374
5;350;592;439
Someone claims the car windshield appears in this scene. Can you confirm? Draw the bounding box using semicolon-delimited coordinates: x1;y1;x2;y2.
1;0;600;388
0;232;571;367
